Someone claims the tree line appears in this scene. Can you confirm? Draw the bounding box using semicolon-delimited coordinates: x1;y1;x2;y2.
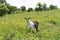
0;0;58;17
21;2;58;12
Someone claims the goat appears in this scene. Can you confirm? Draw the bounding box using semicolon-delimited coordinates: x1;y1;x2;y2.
25;17;39;33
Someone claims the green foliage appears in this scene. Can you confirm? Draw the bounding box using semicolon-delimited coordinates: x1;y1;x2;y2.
0;3;18;16
36;2;42;11
0;0;6;4
0;4;9;16
0;9;60;40
21;6;26;11
37;2;42;8
27;8;33;12
7;5;17;14
4;32;15;40
35;7;39;11
42;3;47;11
49;5;58;10
35;2;58;11
48;20;57;25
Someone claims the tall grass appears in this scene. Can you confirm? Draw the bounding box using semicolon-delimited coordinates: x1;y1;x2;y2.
0;9;60;40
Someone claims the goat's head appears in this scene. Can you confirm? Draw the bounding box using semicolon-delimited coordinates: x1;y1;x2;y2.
24;17;31;22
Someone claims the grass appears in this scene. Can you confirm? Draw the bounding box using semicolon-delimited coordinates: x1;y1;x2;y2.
0;9;60;40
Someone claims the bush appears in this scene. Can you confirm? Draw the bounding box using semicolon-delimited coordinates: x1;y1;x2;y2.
21;6;26;11
35;7;39;11
49;5;58;10
7;5;17;14
0;4;9;16
27;8;33;12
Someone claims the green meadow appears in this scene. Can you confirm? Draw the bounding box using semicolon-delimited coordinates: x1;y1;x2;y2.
0;9;60;40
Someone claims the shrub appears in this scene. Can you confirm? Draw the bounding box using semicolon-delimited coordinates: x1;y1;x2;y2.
0;4;9;16
27;8;33;12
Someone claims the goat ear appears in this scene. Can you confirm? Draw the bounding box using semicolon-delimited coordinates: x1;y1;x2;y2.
24;18;26;19
28;17;31;19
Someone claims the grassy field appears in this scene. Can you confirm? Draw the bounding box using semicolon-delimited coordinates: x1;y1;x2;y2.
0;9;60;40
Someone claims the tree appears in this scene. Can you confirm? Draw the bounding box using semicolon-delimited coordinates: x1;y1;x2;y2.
0;0;6;4
42;3;47;11
21;6;26;11
37;2;42;8
27;8;33;12
35;7;39;11
7;5;17;14
37;2;42;11
0;4;9;16
49;5;57;10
